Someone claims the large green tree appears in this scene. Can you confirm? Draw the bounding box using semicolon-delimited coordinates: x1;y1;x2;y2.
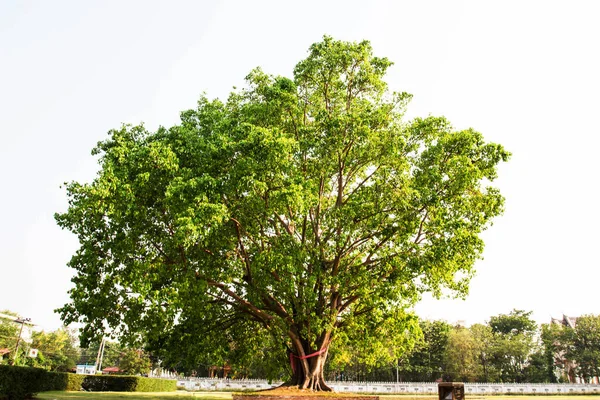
444;326;481;382
0;311;19;353
541;322;570;382
489;309;537;336
0;311;19;364
565;315;600;382
470;323;500;382
25;328;80;372
488;310;537;382
56;36;509;390
400;320;450;381
119;348;152;375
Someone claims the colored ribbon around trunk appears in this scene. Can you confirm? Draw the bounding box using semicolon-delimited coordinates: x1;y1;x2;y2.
289;348;327;373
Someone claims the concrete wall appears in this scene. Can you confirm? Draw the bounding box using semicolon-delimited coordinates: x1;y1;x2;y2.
173;378;600;394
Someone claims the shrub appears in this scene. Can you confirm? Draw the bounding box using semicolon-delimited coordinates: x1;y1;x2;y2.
82;375;138;391
132;376;177;392
66;373;86;391
0;365;175;398
45;372;85;391
81;375;176;392
0;364;46;400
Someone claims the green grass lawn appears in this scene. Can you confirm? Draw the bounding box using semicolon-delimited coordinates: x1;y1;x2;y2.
36;391;232;400
384;396;600;399
35;393;600;400
383;396;600;400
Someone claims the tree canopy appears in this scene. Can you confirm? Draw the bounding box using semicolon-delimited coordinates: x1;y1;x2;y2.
399;320;450;382
561;315;600;382
56;36;510;389
25;328;80;372
0;310;19;355
490;309;537;336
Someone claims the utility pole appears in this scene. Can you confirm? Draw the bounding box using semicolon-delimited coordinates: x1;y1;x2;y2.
95;337;106;373
98;337;106;372
11;317;31;365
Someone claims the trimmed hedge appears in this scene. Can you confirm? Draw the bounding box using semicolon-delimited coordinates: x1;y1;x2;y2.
45;372;85;391
82;375;176;392
82;375;139;391
0;365;46;400
0;365;175;399
128;376;177;392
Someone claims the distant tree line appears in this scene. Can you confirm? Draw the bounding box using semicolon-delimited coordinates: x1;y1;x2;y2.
0;310;151;375
147;308;600;384
324;310;600;384
4;308;600;383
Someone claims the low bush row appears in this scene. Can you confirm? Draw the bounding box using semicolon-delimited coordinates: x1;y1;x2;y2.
79;374;176;392
0;365;46;400
0;365;175;400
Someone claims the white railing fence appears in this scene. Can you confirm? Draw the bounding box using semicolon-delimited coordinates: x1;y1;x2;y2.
163;377;600;394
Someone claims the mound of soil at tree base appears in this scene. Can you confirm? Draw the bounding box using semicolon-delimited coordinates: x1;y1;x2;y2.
233;387;378;400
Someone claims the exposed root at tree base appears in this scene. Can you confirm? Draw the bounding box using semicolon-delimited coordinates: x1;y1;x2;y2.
252;385;372;397
273;380;331;392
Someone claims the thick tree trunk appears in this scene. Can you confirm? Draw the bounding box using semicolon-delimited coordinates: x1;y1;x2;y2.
286;336;332;391
288;350;331;391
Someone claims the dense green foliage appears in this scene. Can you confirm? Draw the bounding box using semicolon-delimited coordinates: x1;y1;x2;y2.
490;310;537;336
397;320;450;382
323;311;600;384
80;375;176;392
565;315;600;381
129;376;178;392
1;310;82;370
0;311;150;375
543;314;600;383
0;365;46;400
23;328;80;372
119;349;152;375
56;36;509;390
80;340;130;370
0;364;174;399
0;311;19;357
0;365;83;399
53;372;86;391
400;310;540;382
443;326;480;382
314;309;545;383
486;310;537;382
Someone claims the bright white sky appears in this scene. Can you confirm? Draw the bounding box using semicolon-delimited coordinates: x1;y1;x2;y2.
1;0;599;332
